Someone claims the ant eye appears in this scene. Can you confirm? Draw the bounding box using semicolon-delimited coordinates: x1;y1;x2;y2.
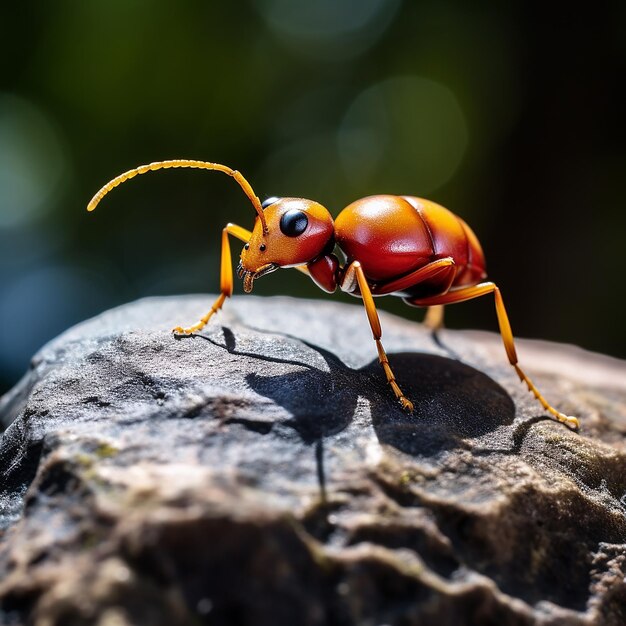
280;209;308;237
261;197;280;209
260;243;266;251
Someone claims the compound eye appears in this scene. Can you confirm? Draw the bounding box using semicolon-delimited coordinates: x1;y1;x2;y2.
280;209;308;237
261;197;280;209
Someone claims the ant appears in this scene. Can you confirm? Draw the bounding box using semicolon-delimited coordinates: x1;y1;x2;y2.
88;160;579;430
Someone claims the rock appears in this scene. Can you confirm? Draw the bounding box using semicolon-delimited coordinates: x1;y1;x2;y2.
0;294;625;626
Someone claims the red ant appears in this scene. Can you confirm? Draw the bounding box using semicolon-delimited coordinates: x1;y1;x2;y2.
88;160;579;429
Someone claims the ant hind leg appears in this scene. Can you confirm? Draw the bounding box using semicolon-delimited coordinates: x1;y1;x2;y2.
424;305;445;331
410;282;579;430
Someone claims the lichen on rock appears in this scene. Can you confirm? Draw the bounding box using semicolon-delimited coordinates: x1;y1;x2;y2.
0;295;625;625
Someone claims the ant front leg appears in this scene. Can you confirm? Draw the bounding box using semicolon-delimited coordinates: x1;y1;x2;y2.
343;261;414;412
172;223;251;336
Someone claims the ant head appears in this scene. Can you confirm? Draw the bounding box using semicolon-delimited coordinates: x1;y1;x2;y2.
238;197;334;292
85;160;334;293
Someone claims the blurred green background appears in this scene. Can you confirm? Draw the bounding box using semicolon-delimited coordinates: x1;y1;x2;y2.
1;1;625;396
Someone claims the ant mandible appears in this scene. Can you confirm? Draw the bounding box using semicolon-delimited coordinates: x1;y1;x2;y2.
87;159;579;430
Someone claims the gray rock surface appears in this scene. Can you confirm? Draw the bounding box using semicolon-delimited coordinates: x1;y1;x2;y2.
0;295;625;626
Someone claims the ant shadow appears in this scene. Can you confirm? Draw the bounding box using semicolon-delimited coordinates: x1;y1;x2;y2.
188;326;567;503
200;326;517;458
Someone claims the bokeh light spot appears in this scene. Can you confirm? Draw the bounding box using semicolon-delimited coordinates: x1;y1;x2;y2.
338;76;468;195
254;0;402;60
256;134;347;208
0;94;67;229
0;265;113;381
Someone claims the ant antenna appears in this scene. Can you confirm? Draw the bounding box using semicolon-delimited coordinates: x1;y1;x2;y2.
86;159;268;233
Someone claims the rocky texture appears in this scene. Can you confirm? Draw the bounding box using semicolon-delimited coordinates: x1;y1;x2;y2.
0;294;625;626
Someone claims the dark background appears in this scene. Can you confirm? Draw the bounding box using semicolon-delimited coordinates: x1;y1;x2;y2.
1;1;625;396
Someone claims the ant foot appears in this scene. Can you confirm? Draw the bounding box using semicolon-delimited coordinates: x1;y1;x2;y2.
172;326;195;336
558;413;580;430
399;396;414;412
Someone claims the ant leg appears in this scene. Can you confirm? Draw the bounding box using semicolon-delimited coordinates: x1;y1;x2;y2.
411;283;579;429
172;223;251;336
343;261;414;412
424;305;445;331
371;257;455;295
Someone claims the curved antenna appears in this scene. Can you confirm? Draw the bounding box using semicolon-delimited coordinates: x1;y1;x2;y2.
86;159;268;233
